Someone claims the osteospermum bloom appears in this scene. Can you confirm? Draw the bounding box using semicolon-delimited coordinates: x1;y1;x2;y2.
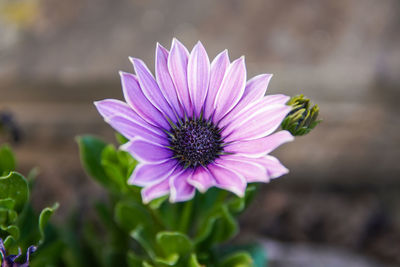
95;39;293;203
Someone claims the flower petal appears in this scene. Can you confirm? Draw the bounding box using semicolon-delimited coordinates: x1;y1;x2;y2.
220;94;290;129
204;50;230;120
129;160;178;186
155;43;184;118
215;155;268;183
243;73;273;102
188;41;210;117
130;57;177;122
225;130;294;158
253;155;289;179
187;166;215;193
213;57;246;122
219;74;272;126
223;104;291;142
120;71;170;129
94;99;165;136
207;163;246;197
94;99;136;119
121;138;172;163
168;38;192;115
141;178;170;204
169;168;196;202
106;115;168;145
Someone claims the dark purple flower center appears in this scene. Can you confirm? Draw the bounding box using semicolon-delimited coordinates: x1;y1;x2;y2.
168;117;223;168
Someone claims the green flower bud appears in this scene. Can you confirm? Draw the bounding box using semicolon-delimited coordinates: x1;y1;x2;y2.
281;95;321;136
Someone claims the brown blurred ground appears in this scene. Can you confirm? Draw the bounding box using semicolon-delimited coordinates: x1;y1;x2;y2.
1;0;400;265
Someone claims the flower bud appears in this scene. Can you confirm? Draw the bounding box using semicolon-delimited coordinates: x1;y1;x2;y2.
281;95;321;136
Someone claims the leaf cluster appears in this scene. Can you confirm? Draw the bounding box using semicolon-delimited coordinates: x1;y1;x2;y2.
72;135;267;267
0;144;58;264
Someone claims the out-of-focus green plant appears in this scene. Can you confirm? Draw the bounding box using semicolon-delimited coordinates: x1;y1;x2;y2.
0;144;58;266
71;134;265;267
281;94;321;136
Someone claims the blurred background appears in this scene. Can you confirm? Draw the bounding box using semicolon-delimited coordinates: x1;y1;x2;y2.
0;0;399;266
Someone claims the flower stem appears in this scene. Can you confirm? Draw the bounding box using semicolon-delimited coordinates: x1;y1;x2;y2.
178;200;193;234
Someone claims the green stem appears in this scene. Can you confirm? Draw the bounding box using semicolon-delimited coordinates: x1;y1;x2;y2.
178;200;193;234
149;208;165;230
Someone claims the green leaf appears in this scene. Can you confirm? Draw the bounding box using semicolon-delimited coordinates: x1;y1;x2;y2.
0;144;16;175
30;240;65;267
130;226;156;260
0;224;20;239
0;208;17;226
195;205;238;249
114;201;153;233
0;198;15;210
127;251;144;267
188;254;202;267
76;135;112;189
101;145;127;191
38;202;59;244
219;251;253;267
0;172;29;212
228;185;258;215
3;235;16;250
221;243;267;267
156;231;193;256
154;253;179;266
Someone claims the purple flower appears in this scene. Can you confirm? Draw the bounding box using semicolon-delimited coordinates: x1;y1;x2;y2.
95;39;293;203
0;239;36;267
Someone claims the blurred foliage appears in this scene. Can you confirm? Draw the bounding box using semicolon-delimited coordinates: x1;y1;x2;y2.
0;144;57;265
281;94;321;136
68;135;267;267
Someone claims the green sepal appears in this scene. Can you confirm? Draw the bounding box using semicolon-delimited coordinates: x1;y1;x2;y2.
38;202;59;244
0;144;16;175
115;132;129;145
0;172;29;212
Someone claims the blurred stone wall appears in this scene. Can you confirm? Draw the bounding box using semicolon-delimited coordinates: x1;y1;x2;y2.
1;0;400;264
